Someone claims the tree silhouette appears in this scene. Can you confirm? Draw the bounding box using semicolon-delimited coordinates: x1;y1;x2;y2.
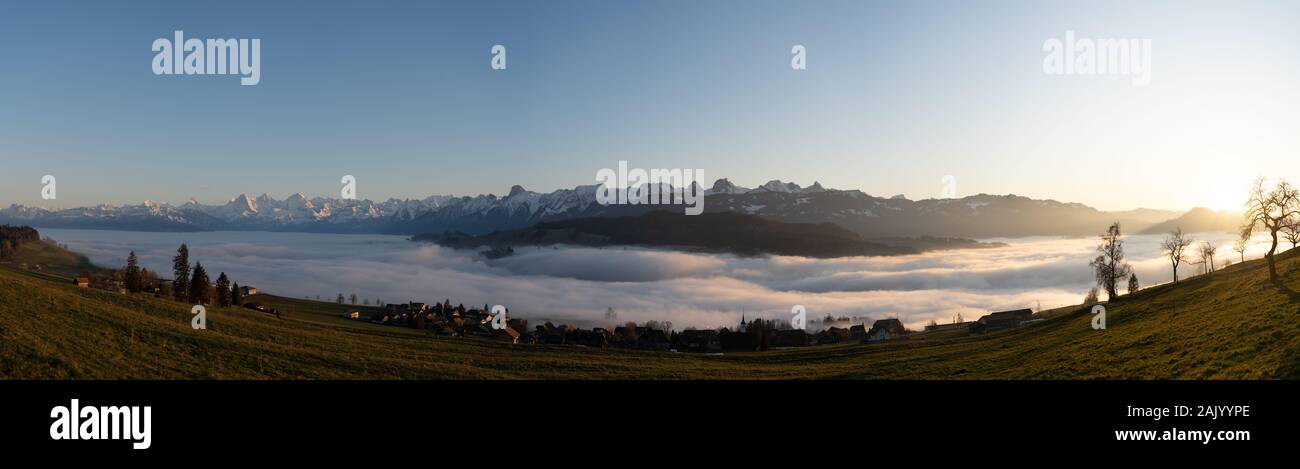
187;262;211;304
1242;178;1300;280
1161;228;1194;282
1282;216;1300;251
214;272;231;307
1084;287;1100;305
124;251;142;293
1089;222;1133;301
231;281;243;306
1198;241;1218;275
172;244;190;302
1233;232;1250;263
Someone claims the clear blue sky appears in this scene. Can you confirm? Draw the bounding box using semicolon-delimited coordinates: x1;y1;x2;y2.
2;0;1297;210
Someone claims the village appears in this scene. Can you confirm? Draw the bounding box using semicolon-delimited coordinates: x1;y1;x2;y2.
4;232;1054;356
336;297;1041;353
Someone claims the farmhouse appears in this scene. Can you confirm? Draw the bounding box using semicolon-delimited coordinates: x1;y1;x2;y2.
925;321;974;332
718;330;757;351
768;329;810;347
969;309;1033;334
865;318;907;342
678;329;721;352
815;326;851;344
76;277;90;288
239;286;258;296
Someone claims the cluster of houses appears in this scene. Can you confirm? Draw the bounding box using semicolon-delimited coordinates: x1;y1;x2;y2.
344;300;1042;353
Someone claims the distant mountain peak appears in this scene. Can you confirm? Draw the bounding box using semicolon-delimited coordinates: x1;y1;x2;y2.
707;178;749;195
507;185;528;198
756;180;802;193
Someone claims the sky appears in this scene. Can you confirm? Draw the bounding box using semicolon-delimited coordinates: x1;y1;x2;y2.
2;0;1298;211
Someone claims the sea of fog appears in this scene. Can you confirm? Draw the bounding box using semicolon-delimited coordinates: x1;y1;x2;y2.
37;228;1276;330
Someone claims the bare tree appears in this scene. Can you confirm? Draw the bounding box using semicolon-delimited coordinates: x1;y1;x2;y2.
1160;228;1194;282
1282;215;1300;251
1198;241;1217;275
1089;222;1133;301
1241;178;1300;280
1233;231;1250;264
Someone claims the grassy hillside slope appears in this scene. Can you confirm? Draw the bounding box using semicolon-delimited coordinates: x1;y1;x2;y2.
2;244;1299;379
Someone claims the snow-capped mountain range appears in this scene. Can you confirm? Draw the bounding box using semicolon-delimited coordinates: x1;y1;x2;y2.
0;179;1206;238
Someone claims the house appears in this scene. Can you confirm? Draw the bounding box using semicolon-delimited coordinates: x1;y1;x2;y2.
677;329;720;352
815;326;851;344
925;321;974;332
567;329;607;348
638;328;671;350
75;277;90;288
969;309;1033;334
342;311;361;319
847;324;867;340
718;330;757;351
612;325;638;344
501;325;521;344
768;329;810;348
538;323;568;345
865;318;908;342
239;286;258;296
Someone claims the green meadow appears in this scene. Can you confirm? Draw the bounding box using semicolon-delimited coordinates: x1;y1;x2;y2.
2;241;1298;379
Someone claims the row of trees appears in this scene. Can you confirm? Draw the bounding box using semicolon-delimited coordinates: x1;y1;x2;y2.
332;293;386;306
1091;178;1300;304
1160;228;1223;282
0;225;41;261
144;244;245;307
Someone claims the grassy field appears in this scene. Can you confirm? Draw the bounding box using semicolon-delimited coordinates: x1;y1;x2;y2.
2;241;1299;379
8;240;95;279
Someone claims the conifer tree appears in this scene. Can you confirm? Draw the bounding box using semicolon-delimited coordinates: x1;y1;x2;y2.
231;281;243;306
214;272;231;307
124;251;142;293
188;262;211;304
172;244;191;301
